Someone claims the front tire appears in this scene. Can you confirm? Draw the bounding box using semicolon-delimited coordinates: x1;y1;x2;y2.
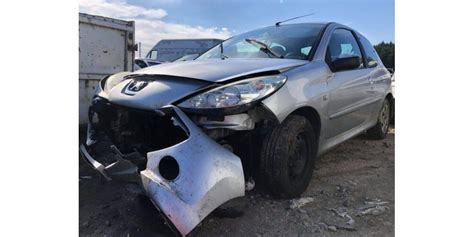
367;98;391;139
259;115;317;199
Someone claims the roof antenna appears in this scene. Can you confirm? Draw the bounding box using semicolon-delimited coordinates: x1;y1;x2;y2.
275;12;316;26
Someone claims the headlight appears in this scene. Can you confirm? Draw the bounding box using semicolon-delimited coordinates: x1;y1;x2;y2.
178;75;287;109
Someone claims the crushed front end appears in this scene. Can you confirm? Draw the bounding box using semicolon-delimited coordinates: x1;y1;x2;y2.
80;69;286;235
80;98;247;236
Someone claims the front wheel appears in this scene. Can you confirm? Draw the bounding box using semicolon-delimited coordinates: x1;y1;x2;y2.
367;98;391;139
259;115;317;199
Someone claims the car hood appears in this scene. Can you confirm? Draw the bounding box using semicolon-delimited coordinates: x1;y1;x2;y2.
130;58;308;82
100;58;307;110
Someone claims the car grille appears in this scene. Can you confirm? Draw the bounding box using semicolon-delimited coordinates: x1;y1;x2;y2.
91;99;188;155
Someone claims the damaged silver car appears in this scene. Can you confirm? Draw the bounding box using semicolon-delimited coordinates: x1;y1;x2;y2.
80;22;393;235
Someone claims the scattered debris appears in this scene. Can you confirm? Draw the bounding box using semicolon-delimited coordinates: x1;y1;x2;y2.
328;226;337;232
383;142;391;148
80;175;92;179
289;197;314;209
105;220;111;226
330;207;355;225
346;215;355;225
358;199;390;216
359;205;388;216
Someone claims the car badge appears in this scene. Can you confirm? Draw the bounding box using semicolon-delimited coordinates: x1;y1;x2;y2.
123;80;148;95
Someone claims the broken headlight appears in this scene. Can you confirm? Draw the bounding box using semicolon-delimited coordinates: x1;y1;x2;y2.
178;75;287;110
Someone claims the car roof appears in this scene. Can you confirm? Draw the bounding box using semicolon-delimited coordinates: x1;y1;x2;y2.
251;22;352;33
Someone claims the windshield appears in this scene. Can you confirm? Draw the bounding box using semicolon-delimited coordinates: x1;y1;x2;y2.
197;23;325;61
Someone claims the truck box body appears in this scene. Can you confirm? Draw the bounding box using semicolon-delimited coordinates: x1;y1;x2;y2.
79;13;135;124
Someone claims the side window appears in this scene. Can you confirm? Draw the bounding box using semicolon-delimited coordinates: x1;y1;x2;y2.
358;34;380;68
147;50;158;60
326;29;363;68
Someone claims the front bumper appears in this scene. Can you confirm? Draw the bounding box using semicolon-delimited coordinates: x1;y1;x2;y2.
80;105;245;236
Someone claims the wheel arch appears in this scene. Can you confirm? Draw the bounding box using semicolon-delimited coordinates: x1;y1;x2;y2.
289;106;322;146
385;93;395;124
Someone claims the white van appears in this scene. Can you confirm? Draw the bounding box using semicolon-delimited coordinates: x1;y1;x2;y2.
143;38;223;65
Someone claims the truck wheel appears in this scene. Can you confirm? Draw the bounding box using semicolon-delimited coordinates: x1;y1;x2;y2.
259;115;317;199
367;98;390;139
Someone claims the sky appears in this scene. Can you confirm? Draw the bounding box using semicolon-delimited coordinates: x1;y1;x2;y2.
79;0;394;58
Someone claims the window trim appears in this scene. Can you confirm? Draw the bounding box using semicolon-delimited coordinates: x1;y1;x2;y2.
356;33;380;68
307;23;331;61
323;27;371;72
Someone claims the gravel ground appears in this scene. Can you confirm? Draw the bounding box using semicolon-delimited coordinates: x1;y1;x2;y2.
79;127;394;237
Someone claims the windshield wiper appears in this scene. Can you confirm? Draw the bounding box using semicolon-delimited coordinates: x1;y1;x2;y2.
244;38;283;58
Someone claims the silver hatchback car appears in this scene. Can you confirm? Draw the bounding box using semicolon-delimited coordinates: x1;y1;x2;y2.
80;22;393;235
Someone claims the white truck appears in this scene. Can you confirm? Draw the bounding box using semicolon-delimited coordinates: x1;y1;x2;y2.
142;38;223;66
79;13;135;124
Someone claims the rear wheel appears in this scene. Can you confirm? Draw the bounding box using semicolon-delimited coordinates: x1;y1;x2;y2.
259;115;317;199
367;98;390;139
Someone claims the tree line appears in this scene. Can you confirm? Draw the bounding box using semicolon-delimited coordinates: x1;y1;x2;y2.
374;41;395;71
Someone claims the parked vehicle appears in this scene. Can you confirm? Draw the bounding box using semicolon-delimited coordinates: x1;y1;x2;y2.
80;22;393;235
79;13;135;124
142;38;223;65
134;58;149;68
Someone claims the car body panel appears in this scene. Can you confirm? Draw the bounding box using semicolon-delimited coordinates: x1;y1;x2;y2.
325;67;373;138
262;22;392;155
129;58;308;82
103;76;210;111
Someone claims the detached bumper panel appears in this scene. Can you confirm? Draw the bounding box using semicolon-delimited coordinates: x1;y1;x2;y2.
80;143;139;181
140;106;245;236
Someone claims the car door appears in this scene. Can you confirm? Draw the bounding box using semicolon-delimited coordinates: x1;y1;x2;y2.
325;28;373;138
357;33;392;112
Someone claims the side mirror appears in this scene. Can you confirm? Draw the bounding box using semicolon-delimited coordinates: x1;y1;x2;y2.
331;56;361;72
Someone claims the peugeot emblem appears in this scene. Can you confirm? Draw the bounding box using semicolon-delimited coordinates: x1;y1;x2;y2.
123;80;148;95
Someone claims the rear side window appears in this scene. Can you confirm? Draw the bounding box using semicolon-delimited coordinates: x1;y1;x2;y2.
326;29;363;68
358;34;380;68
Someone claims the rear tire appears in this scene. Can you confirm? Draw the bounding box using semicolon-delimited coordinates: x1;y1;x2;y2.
259;115;317;199
367;98;390;140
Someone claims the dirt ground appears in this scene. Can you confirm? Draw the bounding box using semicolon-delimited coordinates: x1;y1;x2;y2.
79;127;394;237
